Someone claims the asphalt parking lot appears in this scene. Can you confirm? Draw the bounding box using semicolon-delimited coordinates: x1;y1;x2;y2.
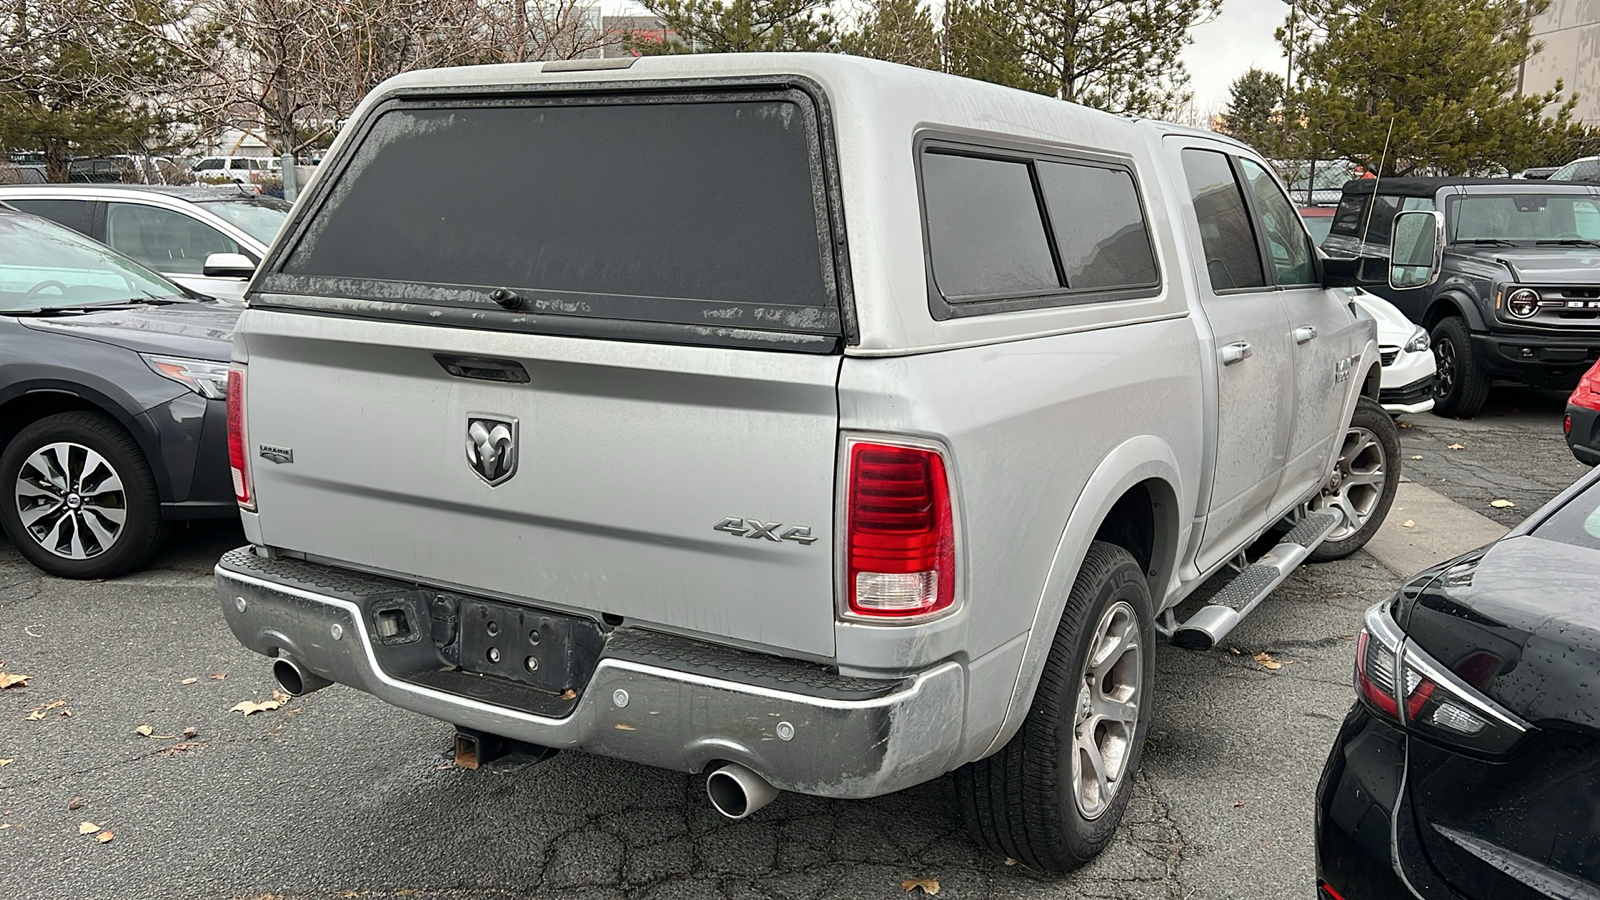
0;386;1590;900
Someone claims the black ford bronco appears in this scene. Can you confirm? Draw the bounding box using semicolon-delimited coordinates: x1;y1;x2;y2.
1323;177;1600;417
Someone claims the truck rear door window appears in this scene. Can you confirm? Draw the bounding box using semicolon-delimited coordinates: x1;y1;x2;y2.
1181;149;1266;291
266;93;840;343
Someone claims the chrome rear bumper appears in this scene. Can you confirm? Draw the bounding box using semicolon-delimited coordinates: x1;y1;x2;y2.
216;547;966;799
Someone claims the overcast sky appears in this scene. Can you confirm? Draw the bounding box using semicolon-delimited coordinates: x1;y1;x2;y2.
1182;0;1293;116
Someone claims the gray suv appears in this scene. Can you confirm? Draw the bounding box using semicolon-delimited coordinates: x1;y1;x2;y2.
217;54;1396;869
1322;177;1600;417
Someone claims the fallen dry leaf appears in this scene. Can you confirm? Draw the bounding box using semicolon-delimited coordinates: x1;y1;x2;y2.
95;830;114;843
0;759;11;767
209;673;226;681
179;678;198;686
0;672;30;690
1448;443;1465;450
1253;652;1284;670
59;709;71;717
67;798;82;811
135;725;153;737
78;821;100;835
1233;799;1246;808
271;689;290;704
1411;455;1424;460
230;697;284;716
1227;646;1242;655
560;689;577;700
25;700;64;720
1004;858;1018;866
1397;421;1413;428
1402;520;1416;528
158;743;192;756
1490;499;1516;509
0;823;11;831
181;727;198;739
902;878;940;895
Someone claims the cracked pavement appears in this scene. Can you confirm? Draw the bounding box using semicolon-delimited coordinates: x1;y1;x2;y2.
0;388;1588;899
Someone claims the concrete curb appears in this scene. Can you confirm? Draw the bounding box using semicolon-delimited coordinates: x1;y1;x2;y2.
1364;480;1509;577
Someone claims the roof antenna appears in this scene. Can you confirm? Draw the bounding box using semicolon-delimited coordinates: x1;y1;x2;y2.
1358;116;1397;246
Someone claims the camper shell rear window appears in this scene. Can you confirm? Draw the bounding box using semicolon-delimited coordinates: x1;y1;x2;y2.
256;84;849;350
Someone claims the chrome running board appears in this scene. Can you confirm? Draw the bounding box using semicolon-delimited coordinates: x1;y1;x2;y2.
1171;509;1344;651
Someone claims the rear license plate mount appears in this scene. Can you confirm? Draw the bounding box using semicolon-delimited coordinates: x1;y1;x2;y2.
456;598;605;694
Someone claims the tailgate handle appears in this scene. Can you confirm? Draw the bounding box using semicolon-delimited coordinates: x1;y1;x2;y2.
434;355;531;384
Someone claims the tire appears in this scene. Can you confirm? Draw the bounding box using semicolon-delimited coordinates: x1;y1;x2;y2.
1308;397;1400;562
954;541;1156;872
1430;316;1490;418
0;412;166;578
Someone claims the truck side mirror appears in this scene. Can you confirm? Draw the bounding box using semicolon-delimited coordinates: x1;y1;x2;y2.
1388;210;1444;290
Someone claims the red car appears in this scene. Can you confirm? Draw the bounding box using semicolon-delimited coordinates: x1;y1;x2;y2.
1568;359;1600;465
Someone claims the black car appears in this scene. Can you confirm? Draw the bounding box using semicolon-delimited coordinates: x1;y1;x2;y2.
0;206;238;577
1322;178;1600;418
1316;465;1600;899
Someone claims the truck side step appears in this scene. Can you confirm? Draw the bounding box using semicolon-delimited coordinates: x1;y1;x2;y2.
1171;509;1344;651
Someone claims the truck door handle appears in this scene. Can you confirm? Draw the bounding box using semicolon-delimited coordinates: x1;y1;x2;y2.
1220;342;1253;365
1293;325;1318;344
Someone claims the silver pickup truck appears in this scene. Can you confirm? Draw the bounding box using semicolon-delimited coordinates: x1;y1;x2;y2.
217;54;1404;870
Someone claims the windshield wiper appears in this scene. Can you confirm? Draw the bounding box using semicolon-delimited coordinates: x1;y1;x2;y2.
1;297;178;317
1536;239;1600;248
1462;238;1516;246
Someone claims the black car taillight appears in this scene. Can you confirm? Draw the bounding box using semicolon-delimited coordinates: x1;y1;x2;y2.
1354;602;1532;756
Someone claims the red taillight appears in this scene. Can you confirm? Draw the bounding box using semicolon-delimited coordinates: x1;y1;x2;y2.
845;440;955;618
1572;363;1600;413
1354;630;1399;718
226;366;254;511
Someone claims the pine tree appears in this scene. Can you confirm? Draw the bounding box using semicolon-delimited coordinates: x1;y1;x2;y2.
841;0;938;69
0;0;186;181
637;0;835;53
1220;67;1285;155
1284;0;1590;175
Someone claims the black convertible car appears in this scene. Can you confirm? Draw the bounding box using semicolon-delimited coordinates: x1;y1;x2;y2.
0;205;238;577
1316;465;1600;898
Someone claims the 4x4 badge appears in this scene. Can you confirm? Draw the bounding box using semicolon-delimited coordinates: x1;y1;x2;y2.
466;415;518;486
714;517;817;545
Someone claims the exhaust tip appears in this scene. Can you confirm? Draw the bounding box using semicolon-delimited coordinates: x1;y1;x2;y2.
706;763;779;820
272;656;331;696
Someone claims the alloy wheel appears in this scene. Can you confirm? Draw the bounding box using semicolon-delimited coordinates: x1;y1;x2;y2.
1312;426;1387;542
1070;600;1142;820
1434;336;1457;400
14;442;128;560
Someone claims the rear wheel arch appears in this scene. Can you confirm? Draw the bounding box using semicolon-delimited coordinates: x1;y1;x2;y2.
979;441;1188;759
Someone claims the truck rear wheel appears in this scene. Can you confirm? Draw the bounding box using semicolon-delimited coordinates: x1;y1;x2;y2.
1430;316;1490;418
954;541;1155;872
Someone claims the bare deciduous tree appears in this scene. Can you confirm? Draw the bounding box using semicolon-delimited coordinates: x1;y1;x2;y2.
144;0;624;156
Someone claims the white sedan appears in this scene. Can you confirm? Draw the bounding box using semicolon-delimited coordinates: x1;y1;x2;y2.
1351;289;1436;415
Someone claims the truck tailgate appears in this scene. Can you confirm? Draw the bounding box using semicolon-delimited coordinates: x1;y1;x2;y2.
241;311;842;658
